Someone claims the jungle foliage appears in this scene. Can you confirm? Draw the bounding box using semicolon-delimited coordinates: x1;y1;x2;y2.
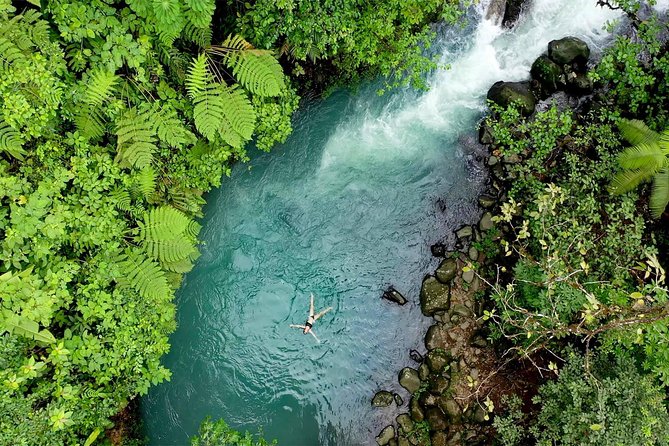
191;417;276;446
0;0;297;443
482;1;669;444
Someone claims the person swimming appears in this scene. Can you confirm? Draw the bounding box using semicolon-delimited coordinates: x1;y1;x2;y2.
290;293;332;342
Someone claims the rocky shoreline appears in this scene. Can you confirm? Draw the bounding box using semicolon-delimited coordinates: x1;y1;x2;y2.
373;35;598;446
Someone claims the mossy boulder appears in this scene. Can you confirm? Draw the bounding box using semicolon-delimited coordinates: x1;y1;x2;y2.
530;54;563;94
410;397;425;422
372;390;395;407
426;349;450;373
420;276;451;316
425;324;449;351
399;367;422;394
566;71;594;94
376;425;395;446
486;81;536;116
548;36;590;66
435;258;458;284
425;407;448;431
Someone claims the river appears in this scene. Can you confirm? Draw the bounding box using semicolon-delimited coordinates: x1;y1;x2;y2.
141;1;620;444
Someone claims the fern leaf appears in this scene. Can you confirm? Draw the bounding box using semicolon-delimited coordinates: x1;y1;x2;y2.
618;143;666;171
219;84;256;141
118;249;171;302
138;206;198;264
168;188;206;218
618;119;661;147
0;37;25;72
155;106;195;148
110;188;133;212
115;109;158;168
135;167;156;200
610;167;655;195
211;35;286;97
650;168;669;218
84;68;119;106
182;20;212;47
192;84;225;141
0;122;25;160
74;107;106;140
186;53;210;98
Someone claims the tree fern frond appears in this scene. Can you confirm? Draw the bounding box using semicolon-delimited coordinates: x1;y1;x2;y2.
115;109;158;169
109;188;133;212
117;249;171;302
168;187;206;218
186;53;210;98
650;168;669;218
182;20;212;47
0;122;25;160
618;119;661;147
610;167;655;195
135;167;156;200
210;35;286;96
161;257;196;273
138;206;198;264
219;84;256;141
155;106;195;148
84;68;119;106
192;83;225;141
74;107;106;140
618;143;667;171
0;37;25;72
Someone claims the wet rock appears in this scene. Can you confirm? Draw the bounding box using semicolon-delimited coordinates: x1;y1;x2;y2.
388;440;398;446
431;431;449;446
478;122;494;145
431;243;447;257
462;269;475;284
425;407;449;431
478;194;496;209
397;413;415;433
429;375;451;395
373;390;395;407
376;425;396;446
425;324;449;351
447;431;462;446
398;437;411;446
479;212;494;231
531;54;563;95
487;155;499;166
470;334;488;348
410;397;425;422
486;81;536;116
426;349;450;373
383;286;407;305
455;226;472;240
419;363;431;381
473;405;488;423
420;392;439;408
439;398;462;423
395;393;404;406
468;246;479;261
410;349;424;363
502;153;521;164
485;0;506;25
548;36;590;66
420;276;451;316
503;0;526;27
436;258;458;284
399;368;422;393
566;71;593;94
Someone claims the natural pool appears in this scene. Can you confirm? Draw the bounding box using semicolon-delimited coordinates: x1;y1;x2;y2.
142;1;619;444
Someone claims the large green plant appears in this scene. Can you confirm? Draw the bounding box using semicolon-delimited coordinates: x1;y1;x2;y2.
610;119;669;218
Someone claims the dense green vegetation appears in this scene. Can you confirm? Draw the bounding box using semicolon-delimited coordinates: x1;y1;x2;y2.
191;417;275;446
0;0;464;444
482;2;669;444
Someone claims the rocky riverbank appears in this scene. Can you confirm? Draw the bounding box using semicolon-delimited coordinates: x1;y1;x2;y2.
373;35;598;446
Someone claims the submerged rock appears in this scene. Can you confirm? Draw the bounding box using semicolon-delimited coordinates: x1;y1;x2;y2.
435;258;458;284
548;36;590;66
394;393;404;406
372;390;395;407
376;425;396;446
487;81;536;116
399;367;422;394
383;286;408;305
431;243;447;257
420;276;451;316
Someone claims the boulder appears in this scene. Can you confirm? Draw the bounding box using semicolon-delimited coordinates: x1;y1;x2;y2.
429;376;451;395
425;324;449;351
388;440;398;446
435;258;458;284
425;407;449;431
372;390;395;407
397;413;415;433
478;122;494;145
530;54;563;95
395;393;404;406
462;269;475;284
438;398;462;423
566;71;593;94
426;349;450;372
419;392;439;408
451;303;474;318
503;0;526;27
410;397;425;422
487;155;499;166
479;212;494;231
383;286;408;305
398;437;411;446
431;243;447;257
548;36;590;66
478;194;496;209
419;363;431;381
468;246;479;261
486;81;536;116
420;276;451;316
485;0;506;25
455;225;472;239
399;368;422;394
376;425;396;446
431;431;449;446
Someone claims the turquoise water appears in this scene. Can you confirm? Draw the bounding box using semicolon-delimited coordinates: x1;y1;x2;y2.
141;2;619;444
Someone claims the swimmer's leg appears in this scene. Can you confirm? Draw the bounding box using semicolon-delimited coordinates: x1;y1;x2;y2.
290;324;307;329
309;293;315;317
313;307;333;321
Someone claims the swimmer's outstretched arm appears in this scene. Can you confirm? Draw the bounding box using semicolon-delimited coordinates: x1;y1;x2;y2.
309;293;315;317
290;324;307;329
313;306;333;321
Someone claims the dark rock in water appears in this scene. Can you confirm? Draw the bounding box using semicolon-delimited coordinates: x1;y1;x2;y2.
485;0;506;25
531;54;563;95
420;276;451;316
566;71;594;94
478;122;494;145
376;425;395;446
410;397;425;422
419;362;431;381
425;323;450;351
372;390;395;407
425;407;449;431
431;243;447;257
409;349;424;363
426;349;450;373
431;431;449;446
435;258;458;284
394;393;404;406
548;37;590;66
455;225;473;239
399;367;422;394
503;0;526;27
396;413;414;433
383;286;407;305
478;194;496;209
487;81;536;116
